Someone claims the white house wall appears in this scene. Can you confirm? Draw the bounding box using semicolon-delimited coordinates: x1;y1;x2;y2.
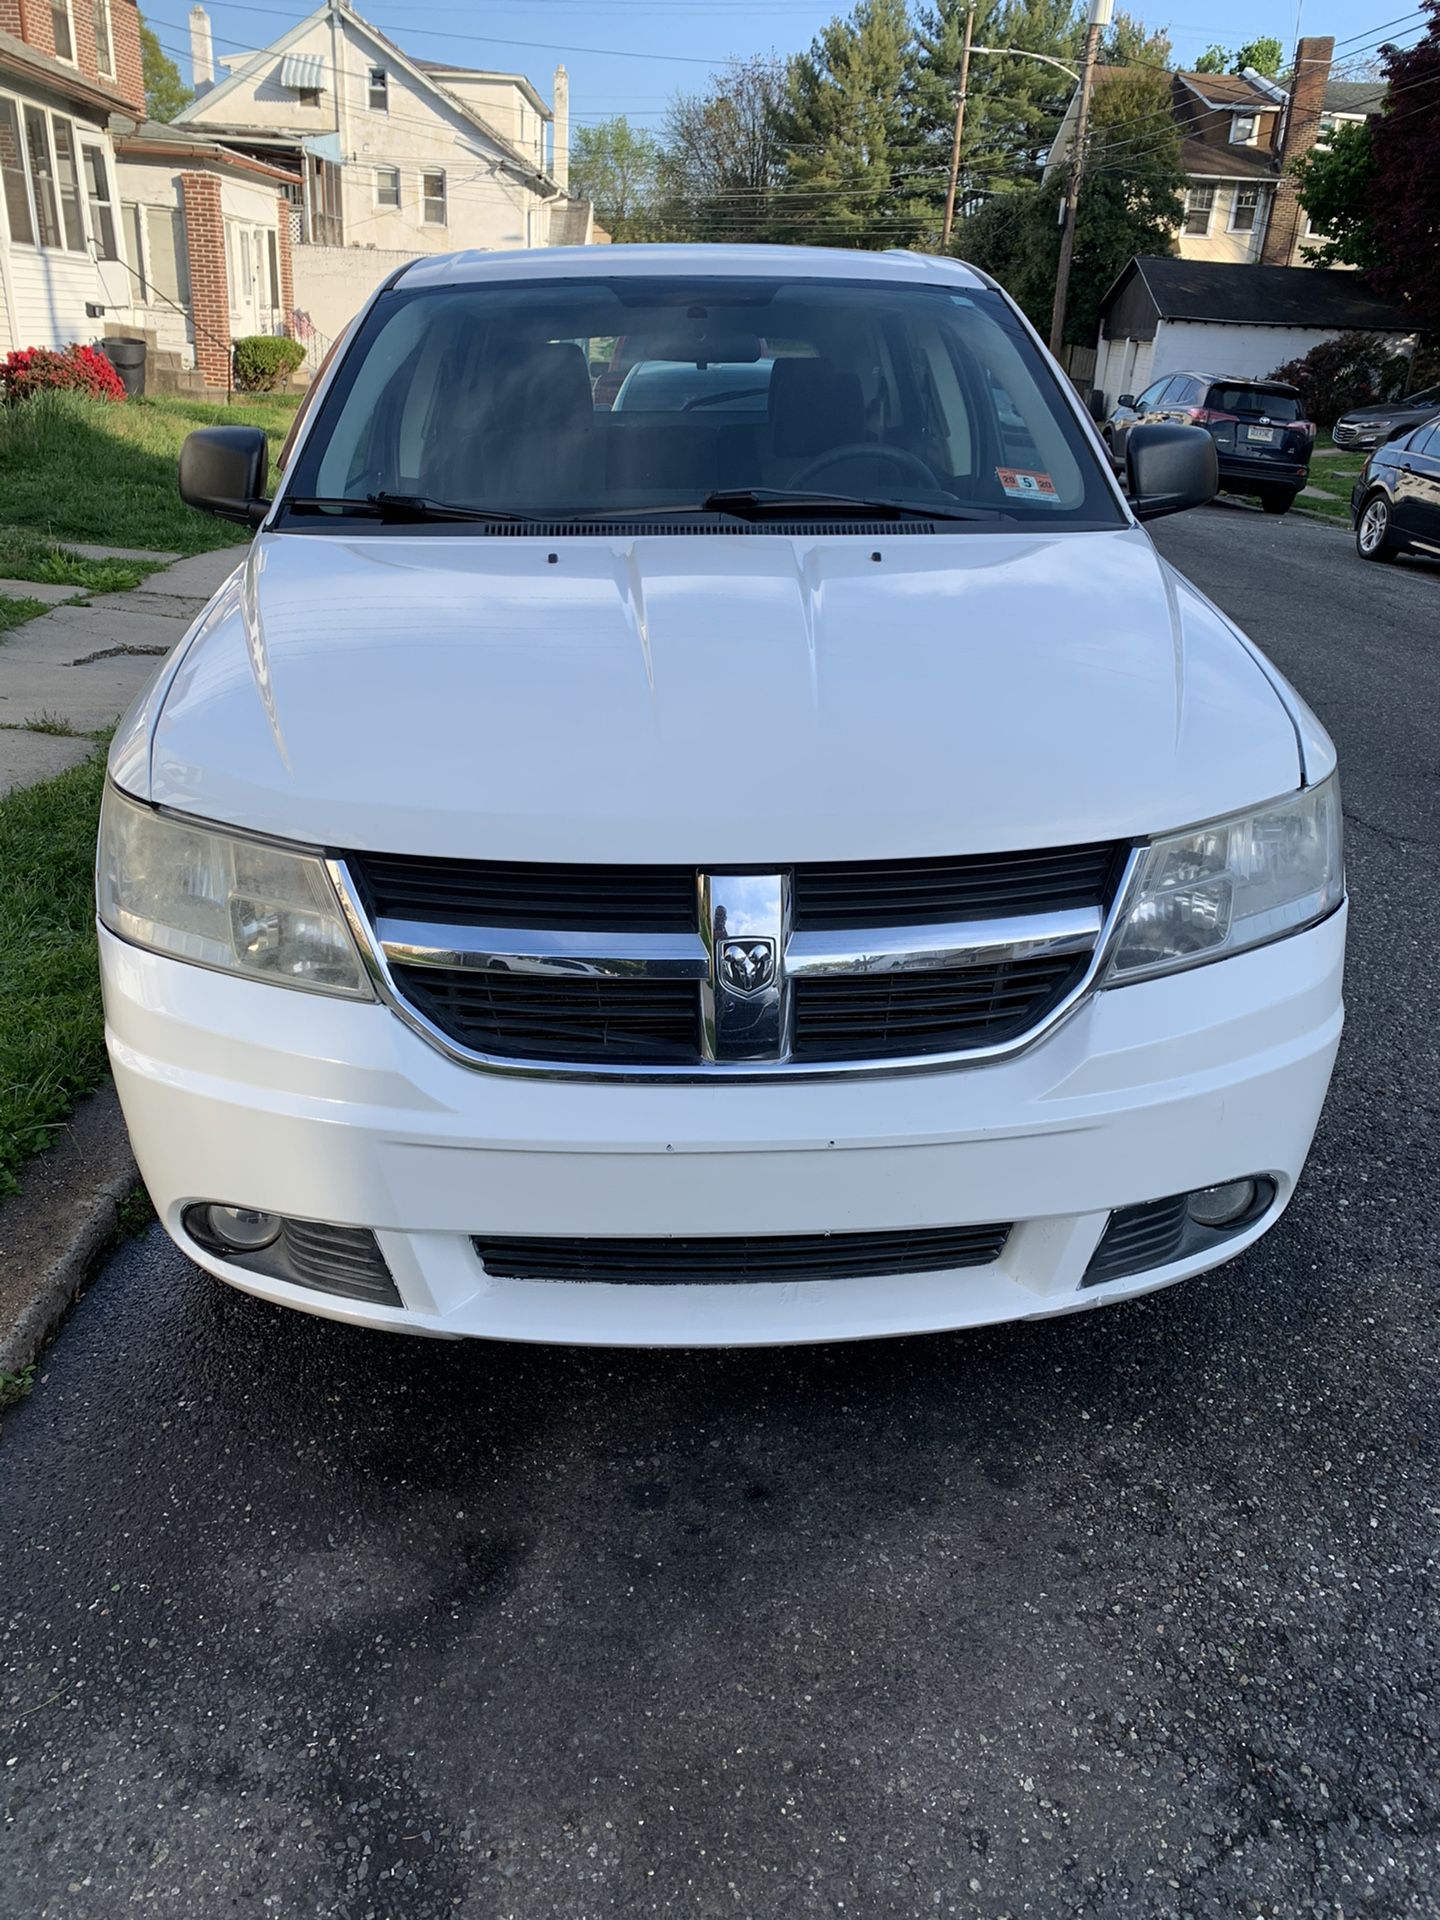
1148;319;1404;384
435;75;545;172
290;241;412;352
182;13;548;253
0;78;133;349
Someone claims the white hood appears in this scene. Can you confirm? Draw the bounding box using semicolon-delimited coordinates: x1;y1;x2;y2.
139;526;1302;862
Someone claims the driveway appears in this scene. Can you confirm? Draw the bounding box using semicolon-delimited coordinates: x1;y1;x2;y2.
2;507;1438;1919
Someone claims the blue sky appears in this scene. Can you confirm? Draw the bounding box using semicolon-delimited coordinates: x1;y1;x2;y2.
142;1;1428;137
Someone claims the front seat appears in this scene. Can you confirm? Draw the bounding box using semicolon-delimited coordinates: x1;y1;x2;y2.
766;358;866;483
427;341;596;508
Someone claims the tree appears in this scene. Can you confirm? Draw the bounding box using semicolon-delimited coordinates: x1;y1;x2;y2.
1292;119;1382;270
774;0;928;248
661;58;788;242
1194;45;1228;74
1266;333;1410;427
958;64;1183;343
568;118;662;240
140;19;191;122
1099;11;1171;67
1366;0;1440;320
912;0;1080;230
1232;38;1283;78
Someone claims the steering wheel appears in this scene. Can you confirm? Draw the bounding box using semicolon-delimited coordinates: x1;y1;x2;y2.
789;443;941;491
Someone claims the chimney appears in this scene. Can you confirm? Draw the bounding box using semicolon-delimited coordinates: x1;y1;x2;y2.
1260;34;1334;266
552;64;569;190
189;5;215;92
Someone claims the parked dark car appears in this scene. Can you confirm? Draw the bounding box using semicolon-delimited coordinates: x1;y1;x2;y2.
1351;414;1440;562
1333;383;1440;451
1102;372;1313;514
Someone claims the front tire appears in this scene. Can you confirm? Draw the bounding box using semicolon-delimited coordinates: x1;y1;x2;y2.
1355;490;1396;562
1260;486;1298;515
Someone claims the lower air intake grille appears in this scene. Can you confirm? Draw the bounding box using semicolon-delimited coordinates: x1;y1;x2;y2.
791;953;1087;1062
391;964;701;1066
1083;1194;1190;1287
279;1220;400;1305
473;1222;1011;1285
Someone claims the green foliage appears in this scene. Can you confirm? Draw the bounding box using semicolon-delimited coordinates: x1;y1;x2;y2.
569;117;664;240
232;335;307;393
1367;0;1440;322
1194;45;1228;74
1292;119;1382;271
958;64;1183;343
1232;38;1283;78
0;593;50;636
0;1366;35;1414
0;752;109;1197
140;19;191;122
1266;332;1412;428
774;0;928;248
1099;11;1172;65
0;529;155;592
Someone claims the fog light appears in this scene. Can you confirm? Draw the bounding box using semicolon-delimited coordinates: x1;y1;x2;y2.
1187;1180;1258;1229
205;1204;282;1251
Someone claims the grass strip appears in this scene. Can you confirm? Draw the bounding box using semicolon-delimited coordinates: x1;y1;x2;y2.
0;594;53;638
0;389;299;556
0;750;108;1196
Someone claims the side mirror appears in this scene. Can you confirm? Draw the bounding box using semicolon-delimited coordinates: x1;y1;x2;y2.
1116;393;1136;411
1126;421;1219;521
179;426;270;527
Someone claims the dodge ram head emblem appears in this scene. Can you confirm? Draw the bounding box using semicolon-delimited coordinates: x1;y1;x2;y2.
718;937;777;995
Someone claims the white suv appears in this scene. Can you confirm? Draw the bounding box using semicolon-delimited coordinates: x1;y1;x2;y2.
97;246;1345;1346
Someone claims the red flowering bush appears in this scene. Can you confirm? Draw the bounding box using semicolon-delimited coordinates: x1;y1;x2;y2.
1;343;126;404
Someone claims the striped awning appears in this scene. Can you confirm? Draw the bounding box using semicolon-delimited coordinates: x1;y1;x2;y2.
279;52;326;92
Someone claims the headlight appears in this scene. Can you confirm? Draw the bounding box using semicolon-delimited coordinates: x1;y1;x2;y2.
97;785;373;998
1105;776;1342;984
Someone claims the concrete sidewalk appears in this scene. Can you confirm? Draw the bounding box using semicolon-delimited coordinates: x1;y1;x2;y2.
0;546;243;794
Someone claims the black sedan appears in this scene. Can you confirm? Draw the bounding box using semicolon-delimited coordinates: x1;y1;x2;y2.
1352;415;1440;562
1333;383;1440;451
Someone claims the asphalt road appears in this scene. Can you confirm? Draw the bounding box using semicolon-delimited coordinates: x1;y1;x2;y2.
3;508;1438;1920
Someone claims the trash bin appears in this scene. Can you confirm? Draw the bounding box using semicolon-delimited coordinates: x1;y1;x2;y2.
100;336;147;398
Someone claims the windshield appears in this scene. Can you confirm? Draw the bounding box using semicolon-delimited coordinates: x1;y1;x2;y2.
281;273;1123;529
1404;385;1440;407
1206;385;1303;422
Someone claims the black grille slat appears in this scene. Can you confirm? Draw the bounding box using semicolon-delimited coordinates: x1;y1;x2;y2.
392;965;701;1065
792;955;1085;1061
1083;1195;1190;1286
473;1223;1010;1285
351;853;697;932
793;843;1123;929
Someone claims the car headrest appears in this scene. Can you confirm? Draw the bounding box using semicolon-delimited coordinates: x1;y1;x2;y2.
767;357;865;459
484;341;594;434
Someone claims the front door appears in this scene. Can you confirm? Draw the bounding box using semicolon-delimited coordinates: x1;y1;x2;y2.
1392;422;1440;552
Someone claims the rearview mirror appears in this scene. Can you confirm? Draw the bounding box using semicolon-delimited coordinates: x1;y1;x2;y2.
1117;393;1136;410
179;426;270;527
1126;422;1218;521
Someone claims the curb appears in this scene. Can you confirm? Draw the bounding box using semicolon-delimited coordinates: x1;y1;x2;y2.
0;1083;139;1376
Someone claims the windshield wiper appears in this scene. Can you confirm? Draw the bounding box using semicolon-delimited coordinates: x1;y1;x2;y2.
283;493;537;525
700;487;1004;523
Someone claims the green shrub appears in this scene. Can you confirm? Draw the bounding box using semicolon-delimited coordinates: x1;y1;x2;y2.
232;335;307;393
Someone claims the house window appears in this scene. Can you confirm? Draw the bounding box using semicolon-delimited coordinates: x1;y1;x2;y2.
268;229;281;313
368;67;388;111
51;0;75;62
1183;185;1215;235
92;0;113;76
82;143;116;258
123;200;146;293
1231;113;1257;145
22;106;62;248
374;165;400;207
144;203;189;307
50;118;86;250
0;97;34;245
422;169;446;224
298;87;321;106
1229;186;1261;233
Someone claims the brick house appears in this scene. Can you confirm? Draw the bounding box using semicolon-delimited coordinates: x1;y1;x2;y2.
0;0;144;350
1050;36;1385;273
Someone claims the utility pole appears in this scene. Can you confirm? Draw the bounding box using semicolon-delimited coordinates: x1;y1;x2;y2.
1048;0;1112;358
940;4;976;251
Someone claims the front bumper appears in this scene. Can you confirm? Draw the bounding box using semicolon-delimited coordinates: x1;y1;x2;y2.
101;908;1346;1347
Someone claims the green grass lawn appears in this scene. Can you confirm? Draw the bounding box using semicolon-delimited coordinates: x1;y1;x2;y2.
0;389;300;556
1301;448;1368;525
0;750;109;1196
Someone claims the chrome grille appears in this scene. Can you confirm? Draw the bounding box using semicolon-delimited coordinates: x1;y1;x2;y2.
335;841;1135;1079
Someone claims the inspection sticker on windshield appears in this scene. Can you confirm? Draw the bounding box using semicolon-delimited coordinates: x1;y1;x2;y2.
996;467;1060;502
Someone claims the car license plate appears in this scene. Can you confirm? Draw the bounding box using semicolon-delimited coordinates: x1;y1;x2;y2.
1248;426;1277;444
